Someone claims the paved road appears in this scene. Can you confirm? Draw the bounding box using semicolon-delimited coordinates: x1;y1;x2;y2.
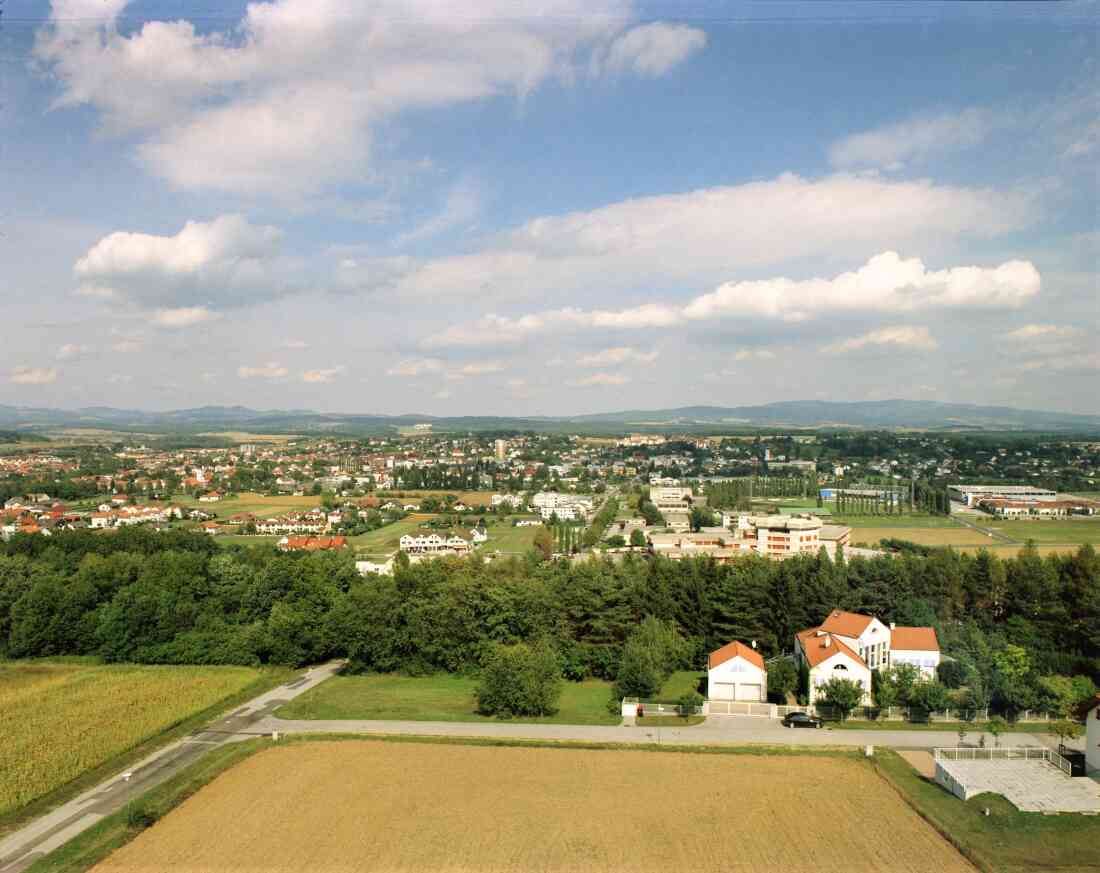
0;662;343;873
262;711;1063;751
952;513;1017;544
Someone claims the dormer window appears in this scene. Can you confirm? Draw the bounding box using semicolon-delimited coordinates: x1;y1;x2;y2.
833;663;848;670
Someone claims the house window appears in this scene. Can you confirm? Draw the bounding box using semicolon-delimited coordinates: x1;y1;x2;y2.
833;663;848;670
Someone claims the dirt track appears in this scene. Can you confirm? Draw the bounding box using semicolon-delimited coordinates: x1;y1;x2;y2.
92;741;976;873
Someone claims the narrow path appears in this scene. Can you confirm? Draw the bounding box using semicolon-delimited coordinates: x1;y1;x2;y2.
951;513;1017;544
0;662;343;873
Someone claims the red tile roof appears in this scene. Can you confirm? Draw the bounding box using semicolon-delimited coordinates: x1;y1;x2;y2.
708;640;765;671
890;626;940;652
818;609;874;638
796;628;864;668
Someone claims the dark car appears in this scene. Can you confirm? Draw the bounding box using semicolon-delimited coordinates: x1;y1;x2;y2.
782;711;823;729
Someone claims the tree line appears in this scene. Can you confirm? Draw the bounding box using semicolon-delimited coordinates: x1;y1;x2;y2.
0;528;1097;715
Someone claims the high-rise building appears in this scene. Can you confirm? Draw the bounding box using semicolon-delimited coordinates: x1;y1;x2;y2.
494;439;507;461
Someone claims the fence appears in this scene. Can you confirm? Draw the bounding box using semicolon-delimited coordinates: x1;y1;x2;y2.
812;705;991;723
933;746;1073;777
621;698;704;718
707;701;775;717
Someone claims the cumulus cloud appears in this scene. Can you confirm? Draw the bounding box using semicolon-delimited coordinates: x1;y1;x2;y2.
386;358;443;377
237;362;288;379
35;0;697;197
599;23;706;77
283;339;309;349
302;366;346;383
11;366;59;385
426;252;1041;347
821;325;938;355
150;306;218;328
75;215;286;310
829;108;994;169
568;372;630;387
386;357;504;378
350;173;1033;302
577;347;659;366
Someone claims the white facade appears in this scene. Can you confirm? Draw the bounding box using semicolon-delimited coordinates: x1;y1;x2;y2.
890;647;941;680
707;656;767;702
804;647;873;706
1087;700;1100;774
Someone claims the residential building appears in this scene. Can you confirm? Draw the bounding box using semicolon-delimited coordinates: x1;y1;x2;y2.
399;531;473;554
707;640;767;702
794;610;941;705
1083;694;1100;774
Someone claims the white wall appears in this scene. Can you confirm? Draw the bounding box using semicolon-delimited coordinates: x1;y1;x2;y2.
808;651;872;706
891;649;940;680
707;656;767;702
1087;706;1100;774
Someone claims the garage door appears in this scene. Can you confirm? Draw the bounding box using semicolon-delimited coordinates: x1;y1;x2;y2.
736;683;761;701
712;682;735;700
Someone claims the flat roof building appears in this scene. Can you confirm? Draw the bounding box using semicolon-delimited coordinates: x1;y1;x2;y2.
949;484;1057;506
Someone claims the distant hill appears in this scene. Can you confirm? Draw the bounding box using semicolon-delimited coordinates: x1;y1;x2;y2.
0;399;1096;436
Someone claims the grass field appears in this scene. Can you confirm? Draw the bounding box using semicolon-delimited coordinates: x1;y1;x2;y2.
275;673;622;725
384;490;498;507
478;522;539;554
0;662;261;820
835;515;962;529
346;514;437;555
173;492;323;517
87;741;976;873
984;519;1100;545
849;527;995;548
875;749;1100;873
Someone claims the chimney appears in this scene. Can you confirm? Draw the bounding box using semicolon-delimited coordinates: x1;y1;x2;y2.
751;640;757;650
889;622;896;631
823;635;831;648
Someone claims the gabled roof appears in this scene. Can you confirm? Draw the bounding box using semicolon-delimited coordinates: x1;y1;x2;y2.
818;609;875;638
891;626;940;652
708;640;765;671
796;628;865;669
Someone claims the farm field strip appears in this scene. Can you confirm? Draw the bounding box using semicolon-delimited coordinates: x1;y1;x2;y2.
0;663;259;819
89;742;976;873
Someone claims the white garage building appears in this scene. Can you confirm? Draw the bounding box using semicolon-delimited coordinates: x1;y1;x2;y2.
707;640;767;702
1085;694;1100;774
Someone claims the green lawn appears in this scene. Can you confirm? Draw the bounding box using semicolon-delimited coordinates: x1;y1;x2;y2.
985;519;1100;545
215;534;281;547
635;715;705;726
172;492;324;517
275;674;622;725
346;515;438;554
873;749;1100;873
658;670;706;699
478;522;539;554
832;515;960;529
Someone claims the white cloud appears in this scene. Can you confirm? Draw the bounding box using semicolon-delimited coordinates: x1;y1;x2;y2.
11;366;59;385
733;349;775;362
600;23;706;77
107;373;133;384
568;372;629;387
110;338;144;353
829;108;993;169
75;215;285;310
356;173;1032;303
36;0;695;197
395;180;482;245
150;306;218;328
821;325;938;355
1003;324;1082;341
283;339;309;350
56;343;88;360
434;389;452;400
237;362;288;380
386;358;443;377
577;346;659;366
302;366;346;383
427;252;1040;347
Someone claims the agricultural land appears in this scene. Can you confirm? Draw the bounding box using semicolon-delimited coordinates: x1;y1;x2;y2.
88;741;978;873
0;662;263;823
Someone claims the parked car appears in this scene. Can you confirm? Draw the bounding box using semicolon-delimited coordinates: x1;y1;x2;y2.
782;711;823;729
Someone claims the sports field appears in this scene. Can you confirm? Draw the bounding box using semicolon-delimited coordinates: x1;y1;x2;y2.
0;662;260;819
849;527;993;548
478;521;540;553
90;742;975;873
173;492;323;517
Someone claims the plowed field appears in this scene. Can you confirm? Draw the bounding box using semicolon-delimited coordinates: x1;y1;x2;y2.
92;741;975;873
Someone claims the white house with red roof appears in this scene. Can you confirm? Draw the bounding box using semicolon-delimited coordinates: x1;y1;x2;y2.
1083;694;1100;774
796;610;941;706
795;627;873;706
707;640;767;702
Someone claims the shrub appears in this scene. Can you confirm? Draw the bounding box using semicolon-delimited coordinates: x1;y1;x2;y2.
126;801;159;830
476;640;562;718
818;677;865;721
677;692;703;718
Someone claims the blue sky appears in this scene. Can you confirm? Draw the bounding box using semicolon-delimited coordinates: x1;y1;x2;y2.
1;0;1097;415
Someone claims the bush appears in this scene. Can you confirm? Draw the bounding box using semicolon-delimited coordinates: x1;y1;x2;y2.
818;677;865;721
677;692;703;718
476;640;562;718
613;617;687;700
126;801;159;830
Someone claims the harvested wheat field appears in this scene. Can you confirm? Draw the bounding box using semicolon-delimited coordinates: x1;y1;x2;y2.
851;527;991;548
93;741;975;873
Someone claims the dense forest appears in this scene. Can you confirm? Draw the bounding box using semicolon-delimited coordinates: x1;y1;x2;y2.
1;528;1097;714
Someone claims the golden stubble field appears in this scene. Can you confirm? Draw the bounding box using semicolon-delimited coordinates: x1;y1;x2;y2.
92;742;976;873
